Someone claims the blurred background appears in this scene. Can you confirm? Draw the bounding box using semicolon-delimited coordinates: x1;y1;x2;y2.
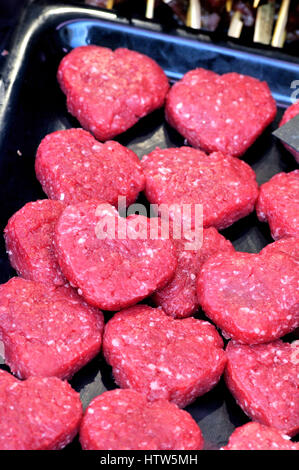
0;1;298;56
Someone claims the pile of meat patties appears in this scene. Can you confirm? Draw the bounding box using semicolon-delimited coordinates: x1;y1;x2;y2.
0;45;298;451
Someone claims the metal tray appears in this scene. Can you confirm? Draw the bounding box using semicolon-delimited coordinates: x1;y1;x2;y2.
0;0;298;451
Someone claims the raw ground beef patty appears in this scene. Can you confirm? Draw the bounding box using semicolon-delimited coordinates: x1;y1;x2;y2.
141;147;258;230
225;340;299;437
57;45;169;141
223;422;299;451
80;389;204;450
197;249;299;344
0;369;82;450
103;305;227;408
165;69;276;157
279;101;299;163
4;199;66;286
153;227;234;318
35;128;145;206
256;170;299;240
260;236;299;261
54;200;177;311
0;277;104;380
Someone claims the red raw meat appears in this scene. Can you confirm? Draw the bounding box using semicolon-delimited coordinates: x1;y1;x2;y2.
279;101;299;163
165;69;276;157
197;250;299;344
223;422;299;450
0;369;82;450
153;227;234;318
4;199;66;286
35;128;145;206
225;340;299;437
57;46;169;140
260;236;299;261
80;389;204;450
54;200;177;311
141;146;259;230
0;277;104;380
256;170;299;240
103;305;227;408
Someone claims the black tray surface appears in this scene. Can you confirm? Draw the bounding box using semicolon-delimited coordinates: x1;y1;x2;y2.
0;0;298;451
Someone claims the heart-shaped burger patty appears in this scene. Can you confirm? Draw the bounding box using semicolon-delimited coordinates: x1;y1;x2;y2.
35;128;145;206
0;369;82;450
103;305;227;408
0;277;104;380
4;199;66;286
256;170;299;240
223;422;299;450
80;389;204;450
141;146;259;230
197;250;299;344
165;68;276;157
54;201;177;311
57;46;169;141
225;340;299;437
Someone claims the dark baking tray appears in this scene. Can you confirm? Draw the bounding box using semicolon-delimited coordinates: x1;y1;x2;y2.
0;0;298;451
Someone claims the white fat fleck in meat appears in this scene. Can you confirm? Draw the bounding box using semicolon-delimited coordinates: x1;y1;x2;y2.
150;381;161;391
